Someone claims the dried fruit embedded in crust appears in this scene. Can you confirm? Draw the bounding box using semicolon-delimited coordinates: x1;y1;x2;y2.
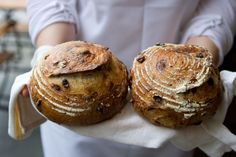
136;55;145;63
156;59;167;72
62;79;69;88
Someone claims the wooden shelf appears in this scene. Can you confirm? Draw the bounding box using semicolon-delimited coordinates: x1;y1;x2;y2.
0;0;26;10
0;20;16;36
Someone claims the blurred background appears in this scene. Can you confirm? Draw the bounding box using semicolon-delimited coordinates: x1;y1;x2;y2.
0;0;43;157
0;1;235;157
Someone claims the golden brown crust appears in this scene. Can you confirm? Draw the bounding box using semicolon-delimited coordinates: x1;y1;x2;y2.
130;43;222;128
30;41;128;125
42;41;111;77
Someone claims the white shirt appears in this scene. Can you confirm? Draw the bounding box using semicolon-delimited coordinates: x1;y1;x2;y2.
27;0;236;68
26;0;236;156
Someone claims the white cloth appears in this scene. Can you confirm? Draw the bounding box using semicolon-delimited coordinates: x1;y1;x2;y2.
8;46;236;156
40;121;193;157
171;71;236;157
19;1;236;156
27;0;236;67
8;46;52;140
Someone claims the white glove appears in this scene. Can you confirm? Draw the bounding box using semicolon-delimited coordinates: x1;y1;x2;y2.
8;45;52;140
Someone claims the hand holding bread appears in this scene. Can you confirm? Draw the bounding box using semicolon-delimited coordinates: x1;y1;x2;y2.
11;40;236;156
29;41;221;128
29;41;128;125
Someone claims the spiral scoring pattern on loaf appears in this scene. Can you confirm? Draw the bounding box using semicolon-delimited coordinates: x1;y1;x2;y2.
32;64;90;117
31;41;112;117
131;43;219;117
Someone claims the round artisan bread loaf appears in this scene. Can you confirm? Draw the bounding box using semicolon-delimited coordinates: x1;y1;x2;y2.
30;41;128;125
130;43;222;128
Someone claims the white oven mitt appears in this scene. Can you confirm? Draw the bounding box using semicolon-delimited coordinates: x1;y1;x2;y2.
8;46;236;157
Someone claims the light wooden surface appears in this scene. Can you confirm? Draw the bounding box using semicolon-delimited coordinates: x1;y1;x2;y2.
0;52;13;64
0;20;16;36
0;21;28;34
0;0;26;9
15;23;28;32
0;0;28;33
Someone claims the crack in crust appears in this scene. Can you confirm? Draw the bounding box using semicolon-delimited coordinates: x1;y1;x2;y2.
42;41;112;77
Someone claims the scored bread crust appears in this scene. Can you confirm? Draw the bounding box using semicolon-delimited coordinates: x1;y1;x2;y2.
30;41;128;125
130;43;222;128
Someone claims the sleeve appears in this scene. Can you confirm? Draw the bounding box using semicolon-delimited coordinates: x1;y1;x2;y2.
181;0;236;66
27;0;78;44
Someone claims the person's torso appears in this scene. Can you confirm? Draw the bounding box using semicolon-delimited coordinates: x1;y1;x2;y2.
42;1;201;157
76;0;199;68
41;121;193;157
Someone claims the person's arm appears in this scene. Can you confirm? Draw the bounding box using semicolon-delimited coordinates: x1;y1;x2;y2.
35;22;76;47
186;36;219;66
181;0;236;66
22;0;78;96
27;0;78;44
21;22;76;96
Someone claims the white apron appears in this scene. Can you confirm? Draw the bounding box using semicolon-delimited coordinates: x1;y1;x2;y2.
41;0;198;156
41;121;193;157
